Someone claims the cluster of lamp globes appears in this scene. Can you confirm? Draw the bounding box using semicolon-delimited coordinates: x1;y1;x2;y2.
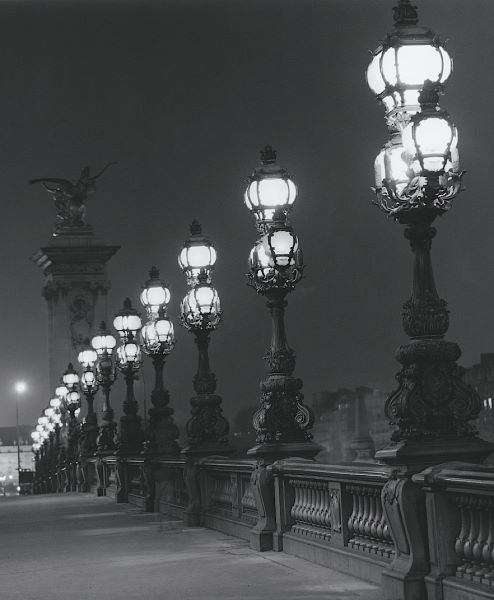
29;235;227;454
31;365;81;452
367;0;462;214
244;145;302;291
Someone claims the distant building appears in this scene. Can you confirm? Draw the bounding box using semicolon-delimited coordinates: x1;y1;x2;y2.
0;426;34;488
312;388;391;463
463;353;494;443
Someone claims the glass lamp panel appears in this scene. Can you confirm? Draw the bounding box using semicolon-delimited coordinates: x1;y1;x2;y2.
439;47;452;83
191;245;214;268
50;398;61;409
155;318;174;342
374;149;386;187
124;342;140;362
403;89;420;108
257;178;289;208
381;48;398;85
449;146;460;172
367;52;386;95
142;322;158;348
246;181;260;207
396;45;443;86
385;145;410;183
382;95;394;112
266;230;297;267
287;179;297;205
414;117;453;155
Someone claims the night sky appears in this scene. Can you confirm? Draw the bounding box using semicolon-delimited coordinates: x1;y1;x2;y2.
1;0;494;434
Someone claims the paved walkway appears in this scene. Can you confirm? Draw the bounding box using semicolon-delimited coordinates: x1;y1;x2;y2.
0;494;383;600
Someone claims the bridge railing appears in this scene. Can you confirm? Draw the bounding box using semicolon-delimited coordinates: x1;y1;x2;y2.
413;462;494;599
271;460;394;585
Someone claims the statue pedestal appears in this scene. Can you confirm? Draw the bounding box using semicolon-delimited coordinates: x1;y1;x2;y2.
32;226;119;391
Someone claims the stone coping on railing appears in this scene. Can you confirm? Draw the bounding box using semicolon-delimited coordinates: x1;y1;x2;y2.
413;461;494;493
199;457;256;472
271;459;393;483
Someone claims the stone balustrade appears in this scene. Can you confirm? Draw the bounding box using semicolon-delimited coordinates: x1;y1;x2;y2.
271;460;394;585
414;462;494;600
347;483;393;559
199;458;258;539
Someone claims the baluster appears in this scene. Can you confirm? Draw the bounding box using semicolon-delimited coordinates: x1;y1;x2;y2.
473;498;488;577
323;484;332;531
348;485;358;543
368;490;377;551
318;484;326;529
290;481;298;523
301;482;310;527
486;499;494;583
314;483;322;529
455;495;469;575
360;488;369;540
464;497;478;577
374;490;384;552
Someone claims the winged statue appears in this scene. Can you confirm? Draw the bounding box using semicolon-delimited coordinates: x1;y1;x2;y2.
30;162;116;228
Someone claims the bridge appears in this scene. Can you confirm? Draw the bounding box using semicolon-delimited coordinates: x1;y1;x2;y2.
3;493;383;600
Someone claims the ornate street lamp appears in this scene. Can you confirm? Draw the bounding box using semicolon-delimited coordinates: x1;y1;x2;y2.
368;2;493;467
77;338;99;456
92;321;118;452
366;0;452;129
179;225;230;455
141;291;180;456
115;332;145;454
244;151;317;458
64;386;81;491
178;220;217;286
244;145;297;232
140;266;171;318
243;148;319;551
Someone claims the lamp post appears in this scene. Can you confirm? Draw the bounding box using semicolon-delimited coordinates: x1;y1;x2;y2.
140;270;180;456
368;1;492;468
63;363;81;491
243;146;320;550
77;338;99;456
179;222;231;526
367;3;493;598
114;298;145;454
244;148;319;456
179;222;230;455
92;321;118;452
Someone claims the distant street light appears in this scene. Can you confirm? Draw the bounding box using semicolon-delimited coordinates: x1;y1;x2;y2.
77;338;99;456
92;321;118;452
114;299;144;454
179;222;230;455
140;269;180;456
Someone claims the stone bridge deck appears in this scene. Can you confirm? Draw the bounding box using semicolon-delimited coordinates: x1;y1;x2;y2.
0;494;383;600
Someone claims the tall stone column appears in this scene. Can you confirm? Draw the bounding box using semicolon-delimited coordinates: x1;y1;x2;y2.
30;165;120;391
